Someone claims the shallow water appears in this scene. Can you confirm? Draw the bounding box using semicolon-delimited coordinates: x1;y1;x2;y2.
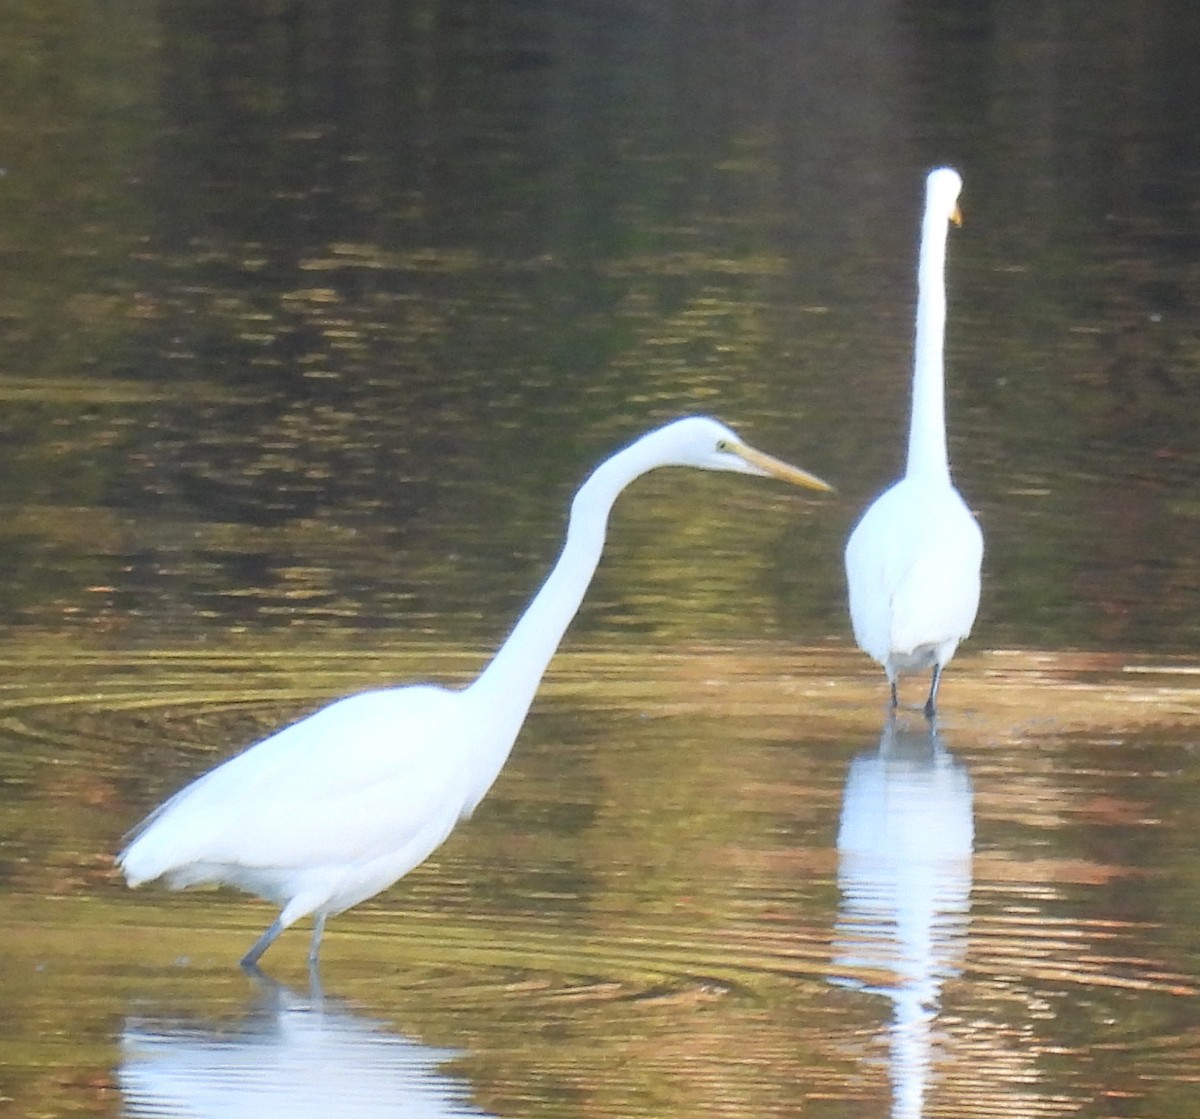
2;645;1198;1116
1;1;1199;1117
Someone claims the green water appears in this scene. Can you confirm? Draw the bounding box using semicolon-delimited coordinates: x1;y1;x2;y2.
1;2;1198;1116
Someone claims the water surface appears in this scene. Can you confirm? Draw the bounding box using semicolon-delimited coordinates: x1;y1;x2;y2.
0;2;1198;1117
2;645;1198;1116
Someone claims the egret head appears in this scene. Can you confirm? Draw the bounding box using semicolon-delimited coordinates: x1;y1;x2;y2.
927;167;963;227
652;416;833;492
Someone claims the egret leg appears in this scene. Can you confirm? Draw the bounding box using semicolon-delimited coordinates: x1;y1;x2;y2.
308;959;325;1003
889;680;899;709
308;912;327;966
923;665;942;719
241;917;284;970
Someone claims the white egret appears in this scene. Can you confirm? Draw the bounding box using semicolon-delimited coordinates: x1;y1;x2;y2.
844;168;983;717
119;416;831;968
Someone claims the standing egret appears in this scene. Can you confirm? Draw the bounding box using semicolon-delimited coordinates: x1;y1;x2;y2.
844;168;983;717
119;416;831;968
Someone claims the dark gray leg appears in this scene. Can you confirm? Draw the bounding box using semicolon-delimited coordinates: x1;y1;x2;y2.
307;958;325;1001
308;912;327;966
890;680;899;709
923;665;942;719
241;916;284;970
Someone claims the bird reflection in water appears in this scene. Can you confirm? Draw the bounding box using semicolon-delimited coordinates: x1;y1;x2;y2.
832;717;973;1119
120;976;491;1118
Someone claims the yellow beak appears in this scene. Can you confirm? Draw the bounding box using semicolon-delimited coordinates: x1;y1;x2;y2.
733;442;834;493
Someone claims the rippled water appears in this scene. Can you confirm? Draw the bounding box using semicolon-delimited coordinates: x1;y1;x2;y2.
2;646;1198;1116
2;1;1199;1117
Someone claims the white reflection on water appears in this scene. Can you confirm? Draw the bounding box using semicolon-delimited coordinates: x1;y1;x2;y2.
120;979;491;1118
832;717;974;1119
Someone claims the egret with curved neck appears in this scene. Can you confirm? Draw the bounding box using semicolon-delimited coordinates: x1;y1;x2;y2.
844;168;984;717
120;416;831;968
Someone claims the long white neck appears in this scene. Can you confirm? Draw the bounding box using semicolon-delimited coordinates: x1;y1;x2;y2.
905;200;952;481
464;439;653;747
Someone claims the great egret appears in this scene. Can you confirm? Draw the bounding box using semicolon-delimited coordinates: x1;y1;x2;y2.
844;168;983;717
119;416;831;968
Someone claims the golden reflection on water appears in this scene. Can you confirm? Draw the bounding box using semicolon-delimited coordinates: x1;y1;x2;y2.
0;641;1197;1117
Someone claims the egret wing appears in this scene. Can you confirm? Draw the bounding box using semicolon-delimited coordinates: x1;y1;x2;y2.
889;496;983;656
121;686;472;880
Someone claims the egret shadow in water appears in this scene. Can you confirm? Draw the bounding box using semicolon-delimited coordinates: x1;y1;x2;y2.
120;972;492;1118
831;716;974;1119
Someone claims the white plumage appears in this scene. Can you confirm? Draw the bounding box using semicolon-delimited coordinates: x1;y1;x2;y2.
844;168;983;716
120;416;830;968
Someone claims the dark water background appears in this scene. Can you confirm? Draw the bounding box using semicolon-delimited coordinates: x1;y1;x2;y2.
1;2;1198;1117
